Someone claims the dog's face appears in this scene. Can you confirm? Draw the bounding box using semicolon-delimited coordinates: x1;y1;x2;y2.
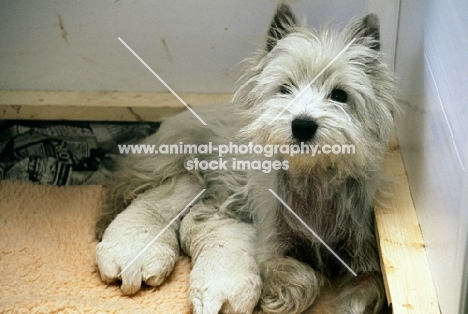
235;4;397;174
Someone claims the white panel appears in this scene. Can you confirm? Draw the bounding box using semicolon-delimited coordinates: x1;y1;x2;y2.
0;0;372;93
395;0;468;313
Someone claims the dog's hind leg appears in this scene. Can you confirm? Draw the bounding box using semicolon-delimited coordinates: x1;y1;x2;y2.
259;257;326;314
180;202;262;314
96;174;203;295
334;273;385;314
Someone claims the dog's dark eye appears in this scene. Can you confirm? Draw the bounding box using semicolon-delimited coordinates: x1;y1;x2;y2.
329;88;348;103
279;84;292;94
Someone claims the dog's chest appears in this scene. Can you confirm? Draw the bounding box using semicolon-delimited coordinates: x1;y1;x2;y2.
280;185;340;237
280;174;341;236
276;177;354;276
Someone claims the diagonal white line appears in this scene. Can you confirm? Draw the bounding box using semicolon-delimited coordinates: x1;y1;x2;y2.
118;37;208;126
268;38;356;125
118;189;206;277
268;189;357;276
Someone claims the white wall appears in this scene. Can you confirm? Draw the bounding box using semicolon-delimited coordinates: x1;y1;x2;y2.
395;0;468;313
0;0;373;93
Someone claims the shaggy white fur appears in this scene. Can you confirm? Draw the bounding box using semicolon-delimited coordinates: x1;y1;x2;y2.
96;3;397;314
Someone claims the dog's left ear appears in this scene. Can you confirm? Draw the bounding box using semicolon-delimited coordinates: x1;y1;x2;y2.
348;13;380;51
266;3;300;52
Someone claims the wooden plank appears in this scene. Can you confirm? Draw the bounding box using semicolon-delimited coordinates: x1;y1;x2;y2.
375;140;441;314
0;90;232;122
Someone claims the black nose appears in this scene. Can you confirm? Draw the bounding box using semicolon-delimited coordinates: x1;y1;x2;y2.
291;118;318;142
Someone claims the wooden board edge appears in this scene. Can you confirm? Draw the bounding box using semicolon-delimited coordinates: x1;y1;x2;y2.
375;140;441;313
0;90;232;122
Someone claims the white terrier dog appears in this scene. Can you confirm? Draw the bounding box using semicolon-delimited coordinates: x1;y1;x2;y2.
96;3;397;314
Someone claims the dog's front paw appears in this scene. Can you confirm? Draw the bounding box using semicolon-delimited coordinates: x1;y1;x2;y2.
190;277;260;314
260;257;325;314
180;210;261;314
189;250;261;314
96;239;178;295
95;205;179;295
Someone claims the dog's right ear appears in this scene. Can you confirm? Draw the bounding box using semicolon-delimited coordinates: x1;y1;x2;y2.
266;3;299;52
348;13;381;51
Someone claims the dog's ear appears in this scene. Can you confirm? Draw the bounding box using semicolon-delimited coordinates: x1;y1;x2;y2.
266;3;299;52
348;13;380;51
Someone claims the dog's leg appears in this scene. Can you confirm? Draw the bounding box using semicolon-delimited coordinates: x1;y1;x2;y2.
259;257;325;314
334;273;385;314
256;228;326;314
180;203;262;314
95;174;203;295
250;185;326;314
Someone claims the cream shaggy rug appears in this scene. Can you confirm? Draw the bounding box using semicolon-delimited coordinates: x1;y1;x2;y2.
0;181;191;314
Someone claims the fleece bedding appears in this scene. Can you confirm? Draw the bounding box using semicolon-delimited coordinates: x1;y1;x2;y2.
0;181;191;314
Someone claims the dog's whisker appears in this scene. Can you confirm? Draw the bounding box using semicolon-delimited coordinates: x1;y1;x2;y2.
331;103;352;122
